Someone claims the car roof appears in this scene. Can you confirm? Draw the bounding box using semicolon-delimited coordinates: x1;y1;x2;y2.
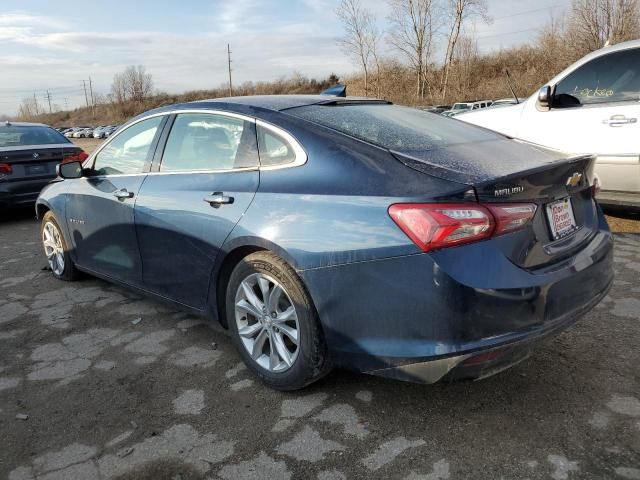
1;121;49;128
129;94;391;124
193;94;387;111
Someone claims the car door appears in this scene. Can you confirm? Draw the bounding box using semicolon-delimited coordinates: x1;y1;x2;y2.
134;111;260;308
66;115;166;284
517;47;640;194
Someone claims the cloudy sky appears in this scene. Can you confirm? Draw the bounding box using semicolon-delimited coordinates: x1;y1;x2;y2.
0;0;571;115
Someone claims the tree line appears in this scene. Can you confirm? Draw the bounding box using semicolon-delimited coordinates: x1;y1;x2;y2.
336;0;640;104
15;0;639;123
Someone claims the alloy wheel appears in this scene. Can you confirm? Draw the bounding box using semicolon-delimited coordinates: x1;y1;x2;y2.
234;273;300;373
42;221;65;276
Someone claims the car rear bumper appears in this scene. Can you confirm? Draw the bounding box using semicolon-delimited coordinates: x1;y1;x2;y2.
300;222;614;382
0;178;54;206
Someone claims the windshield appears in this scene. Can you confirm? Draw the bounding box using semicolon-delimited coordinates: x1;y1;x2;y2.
452;103;471;110
287;103;500;152
0;125;70;148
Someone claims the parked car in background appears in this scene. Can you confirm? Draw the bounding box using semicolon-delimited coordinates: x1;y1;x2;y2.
105;125;119;137
423;105;451;114
37;95;612;390
490;98;527;107
458;39;640;210
93;126;107;138
0;121;88;207
72;127;93;138
442;100;493;116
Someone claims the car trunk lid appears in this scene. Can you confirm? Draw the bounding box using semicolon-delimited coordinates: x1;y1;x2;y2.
0;144;83;180
392;140;599;269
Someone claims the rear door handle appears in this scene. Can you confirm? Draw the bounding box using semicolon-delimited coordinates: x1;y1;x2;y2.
113;189;134;200
602;114;637;127
203;192;234;206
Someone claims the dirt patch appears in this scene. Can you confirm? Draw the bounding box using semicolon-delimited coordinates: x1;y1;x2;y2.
605;209;640;234
71;137;104;155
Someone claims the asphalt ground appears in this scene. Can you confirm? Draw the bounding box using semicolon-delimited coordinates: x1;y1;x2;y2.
0;206;639;480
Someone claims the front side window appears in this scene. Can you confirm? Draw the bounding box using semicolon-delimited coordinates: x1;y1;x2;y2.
93;116;162;175
554;48;640;106
160;113;258;172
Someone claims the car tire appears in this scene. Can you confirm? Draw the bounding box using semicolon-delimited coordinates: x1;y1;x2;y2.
41;211;78;281
226;251;330;390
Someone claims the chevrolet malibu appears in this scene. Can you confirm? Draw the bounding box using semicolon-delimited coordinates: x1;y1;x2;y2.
36;95;614;390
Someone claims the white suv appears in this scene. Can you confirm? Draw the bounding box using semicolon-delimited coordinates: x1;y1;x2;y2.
458;39;640;210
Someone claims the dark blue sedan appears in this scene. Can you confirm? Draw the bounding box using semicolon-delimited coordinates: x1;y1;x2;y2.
36;95;613;390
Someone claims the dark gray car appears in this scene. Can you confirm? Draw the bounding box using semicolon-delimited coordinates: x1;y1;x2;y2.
0;121;88;207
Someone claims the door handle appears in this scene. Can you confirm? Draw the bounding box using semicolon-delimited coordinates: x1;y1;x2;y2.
113;189;134;200
602;114;637;127
203;192;234;207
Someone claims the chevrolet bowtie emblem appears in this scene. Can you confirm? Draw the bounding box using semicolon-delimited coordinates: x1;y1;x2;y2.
566;172;582;187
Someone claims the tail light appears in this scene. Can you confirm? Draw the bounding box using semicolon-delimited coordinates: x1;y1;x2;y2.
486;204;537;236
62;150;89;164
0;163;12;175
389;202;537;252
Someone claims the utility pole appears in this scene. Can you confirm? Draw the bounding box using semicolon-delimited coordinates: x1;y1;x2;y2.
45;90;52;113
63;97;69;110
227;44;233;97
88;76;95;116
33;93;39;115
82;80;89;107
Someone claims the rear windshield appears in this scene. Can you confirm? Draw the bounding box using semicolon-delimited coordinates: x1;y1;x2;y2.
287;104;500;152
0;126;70;148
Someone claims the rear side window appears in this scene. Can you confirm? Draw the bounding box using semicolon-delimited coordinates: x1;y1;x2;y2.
0;125;69;147
257;125;297;167
93;116;163;175
160;113;258;172
555;48;640;105
288;104;499;152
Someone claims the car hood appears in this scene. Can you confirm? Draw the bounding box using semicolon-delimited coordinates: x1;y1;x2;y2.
390;138;569;184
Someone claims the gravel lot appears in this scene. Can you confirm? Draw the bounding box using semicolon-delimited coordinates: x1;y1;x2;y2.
1;208;639;479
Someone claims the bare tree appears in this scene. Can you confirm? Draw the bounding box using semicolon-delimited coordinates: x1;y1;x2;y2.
450;35;479;99
336;0;376;96
440;0;489;101
536;16;574;77
110;72;127;104
111;65;154;104
388;0;437;100
568;0;640;54
368;19;384;97
17;96;42;120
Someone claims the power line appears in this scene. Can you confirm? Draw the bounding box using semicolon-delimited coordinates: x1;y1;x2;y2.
491;3;564;21
477;27;540;40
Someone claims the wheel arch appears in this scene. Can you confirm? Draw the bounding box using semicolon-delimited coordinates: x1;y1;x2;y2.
35;200;51;220
212;237;305;329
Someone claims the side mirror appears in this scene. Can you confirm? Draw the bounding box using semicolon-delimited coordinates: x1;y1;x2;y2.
56;161;83;179
537;86;551;110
